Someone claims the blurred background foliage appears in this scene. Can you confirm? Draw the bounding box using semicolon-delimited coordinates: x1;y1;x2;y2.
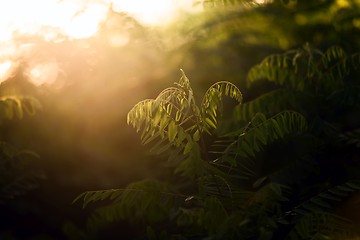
0;0;360;239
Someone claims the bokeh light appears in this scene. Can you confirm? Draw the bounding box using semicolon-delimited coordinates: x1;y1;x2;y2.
0;0;198;86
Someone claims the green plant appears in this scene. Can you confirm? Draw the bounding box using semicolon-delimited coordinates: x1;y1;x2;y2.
0;96;43;203
76;46;360;240
230;44;360;239
72;70;247;239
73;60;360;239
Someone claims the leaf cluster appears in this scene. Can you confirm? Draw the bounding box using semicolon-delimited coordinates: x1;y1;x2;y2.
0;96;43;204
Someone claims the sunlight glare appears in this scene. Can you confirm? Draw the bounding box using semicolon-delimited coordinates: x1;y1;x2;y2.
254;0;271;4
28;62;59;86
111;0;176;25
0;0;196;42
62;2;108;39
0;0;107;41
0;0;199;85
0;60;15;83
110;0;201;26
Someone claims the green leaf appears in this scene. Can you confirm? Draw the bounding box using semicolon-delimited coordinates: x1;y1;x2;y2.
193;129;200;142
254;128;267;145
168;121;177;142
318;193;341;201
253;176;268;189
310;198;331;209
184;141;193;154
346;182;360;190
153;142;172;155
201;81;242;132
205;117;217;129
271;119;283;138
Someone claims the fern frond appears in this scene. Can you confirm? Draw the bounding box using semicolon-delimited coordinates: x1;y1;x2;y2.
0;173;43;203
202;196;229;233
292;180;360;216
247;53;304;90
175;143;207;177
219;111;307;179
127;70;203;161
233;89;296;122
327;86;360;106
176;207;205;227
317;46;360;91
0;142;43;203
127;99;154;132
223;111;307;159
155;96;196;130
75;179;189;236
286;212;357;240
338;128;360;147
247;46;360;95
73;189;121;208
201;0;258;9
177;69;194;98
74;179;185;209
75;179;191;233
175;196;230;236
0;96;41;120
128;71;243;178
321;46;347;69
246;183;288;211
127;92;192;136
200;174;233;198
127;97;194;158
200;174;253;208
201;81;242;132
